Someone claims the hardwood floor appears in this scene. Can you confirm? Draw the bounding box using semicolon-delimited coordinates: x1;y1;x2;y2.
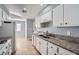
15;38;39;55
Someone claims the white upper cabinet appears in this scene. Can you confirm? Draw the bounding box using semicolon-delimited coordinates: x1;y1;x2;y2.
53;4;64;27
40;11;52;23
35;17;41;28
53;4;79;27
0;8;2;19
64;4;79;26
3;11;8;20
0;8;2;26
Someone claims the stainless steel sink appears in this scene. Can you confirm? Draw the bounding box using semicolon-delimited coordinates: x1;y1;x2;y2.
39;35;50;38
0;40;7;44
38;34;56;39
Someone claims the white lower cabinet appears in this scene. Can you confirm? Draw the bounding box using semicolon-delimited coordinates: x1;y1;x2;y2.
32;35;76;55
48;42;76;55
35;37;40;51
40;39;48;55
58;47;76;55
0;39;12;55
48;42;58;55
32;35;36;47
33;36;48;55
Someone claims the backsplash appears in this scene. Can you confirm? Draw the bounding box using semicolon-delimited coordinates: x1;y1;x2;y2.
36;26;79;37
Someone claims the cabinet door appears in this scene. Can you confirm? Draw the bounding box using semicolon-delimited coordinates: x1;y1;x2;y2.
32;35;34;45
48;42;58;55
41;11;52;23
64;4;79;26
32;35;35;46
35;17;40;28
47;11;52;21
3;11;7;20
40;39;48;55
44;11;52;22
0;8;2;26
35;37;40;51
58;47;76;55
53;4;64;27
0;8;2;19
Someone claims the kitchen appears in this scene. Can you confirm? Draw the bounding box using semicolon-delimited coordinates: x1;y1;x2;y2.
0;4;79;55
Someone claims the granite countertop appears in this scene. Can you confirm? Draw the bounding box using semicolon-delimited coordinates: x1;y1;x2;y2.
0;36;12;43
0;36;12;41
0;36;12;50
34;34;79;54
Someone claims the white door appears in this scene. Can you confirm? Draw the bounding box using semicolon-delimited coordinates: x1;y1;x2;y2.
15;21;25;39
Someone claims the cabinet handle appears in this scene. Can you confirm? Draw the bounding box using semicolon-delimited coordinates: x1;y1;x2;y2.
57;48;59;53
65;22;67;24
6;47;7;49
51;46;53;48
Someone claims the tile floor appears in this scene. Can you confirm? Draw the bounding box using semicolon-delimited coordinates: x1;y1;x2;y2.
15;38;39;55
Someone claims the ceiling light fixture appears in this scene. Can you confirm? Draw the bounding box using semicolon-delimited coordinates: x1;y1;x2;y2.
22;8;27;13
40;4;43;6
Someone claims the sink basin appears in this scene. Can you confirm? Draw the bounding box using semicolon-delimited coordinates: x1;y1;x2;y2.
47;34;56;37
39;35;50;38
0;40;7;44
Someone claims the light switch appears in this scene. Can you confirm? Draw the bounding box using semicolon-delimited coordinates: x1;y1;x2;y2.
67;31;71;36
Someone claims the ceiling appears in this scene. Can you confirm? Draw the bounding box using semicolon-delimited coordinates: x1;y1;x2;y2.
4;4;47;19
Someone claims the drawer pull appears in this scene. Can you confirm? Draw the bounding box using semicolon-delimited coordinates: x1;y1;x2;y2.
6;47;7;49
65;22;67;24
51;46;53;48
57;48;59;53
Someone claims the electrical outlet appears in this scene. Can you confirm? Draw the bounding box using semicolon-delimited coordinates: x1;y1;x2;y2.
67;31;71;36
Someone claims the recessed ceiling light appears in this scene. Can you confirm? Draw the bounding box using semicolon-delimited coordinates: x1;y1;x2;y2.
24;8;26;11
